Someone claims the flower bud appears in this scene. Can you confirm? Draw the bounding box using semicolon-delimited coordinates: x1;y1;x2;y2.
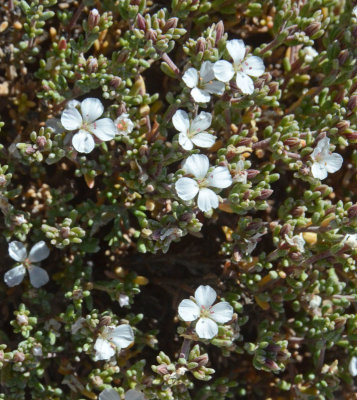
0;174;6;187
117;49;129;63
196;37;205;54
334;317;346;329
283;137;301;147
13;351;25;363
60;226;70;238
136;14;146;31
265;343;281;353
246;169;259;179
58;38;67;50
348;204;357;218
193;354;209;366
268;81;279;95
290;252;302;260
336;120;350;132
36;136;47;149
17;314;29;326
280;224;291;237
162;18;178;33
304;22;321;37
264;359;279;371
338;49;349;65
146;29;157;42
344;132;357;141
88;8;100;31
110;76;122;88
25;146;36;155
86;57;98;73
256;189;273;200
215;21;224;45
99;316;111;327
348;95;357;111
156;364;169;375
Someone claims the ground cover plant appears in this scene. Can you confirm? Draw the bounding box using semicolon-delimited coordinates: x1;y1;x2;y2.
1;0;357;399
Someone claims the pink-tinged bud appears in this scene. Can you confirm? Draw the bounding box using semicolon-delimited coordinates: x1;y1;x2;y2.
290;252;302;260
58;38;67;50
265;343;281;353
99;316;111;327
0;174;6;187
334;316;346;329
17;314;29;326
338;49;349;65
25;146;36;155
196;37;205;54
0;351;4;362
215;21;224;45
88;8;100;31
156;364;169;375
36;136;47;149
117;49;129;63
256;189;273;200
246;169;259;179
14;351;25;363
193;354;209;366
304;22;321;37
86;57;98;73
348;95;357;111
344;132;357;141
336;120;350;132
162;17;178;33
243;190;250;200
236;138;252;146
283;137;301;147
110;76;122;88
291;206;304;217
146;29;157;42
348;204;357;218
60;226;70;239
136;14;146;31
268;81;279;95
280;224;291;237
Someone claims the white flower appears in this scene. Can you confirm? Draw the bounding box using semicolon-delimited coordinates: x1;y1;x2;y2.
349;356;357;376
172;110;215;150
99;388;146;400
114;113;134;135
4;241;50;288
342;233;357;248
310;136;343;180
182;61;225;103
285;233;305;253
118;294;130;307
232;160;248;184
175;154;232;212
244;232;265;255
94;324;134;361
71;317;86;334
178;285;233;339
309;295;322;309
61;98;117;154
353;6;357;18
213;39;264;94
302;46;318;63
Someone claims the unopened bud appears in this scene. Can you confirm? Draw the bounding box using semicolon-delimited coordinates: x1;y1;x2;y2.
290;252;302;260
334;317;346;329
283;137;301;147
264;359;279;371
256;189;273;200
268;81;279;95
265;343;281;353
25;146;36;155
280;224;291;237
88;8;100;31
14;351;25;363
196;37;205;54
336;120;350;132
36;136;47;149
348;204;357;218
193;354;209;366
58;38;67;50
110;76;122;88
348;95;357;111
247;222;262;231
117;49;129;63
99;316;111;327
338;49;349;65
156;364;169;375
60;226;70;238
17;314;29;326
345;132;357;141
86;57;98;73
246;169;259;179
304;22;321;37
0;174;6;187
136;14;146;31
236;138;252;146
162;18;178;33
146;29;157;42
215;21;224;45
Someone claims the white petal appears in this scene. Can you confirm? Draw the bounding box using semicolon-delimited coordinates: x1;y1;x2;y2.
197;188;219;212
191;112;212;132
28;266;49;288
178;299;200;321
178;133;193;150
349;357;357;377
80;98;103;123
311;162;327;180
226;39;246;64
172;110;189;133
182;154;209;179
8;241;27;262
325;153;343;173
195;317;218;339
235;72;254;94
4;265;26;287
191;133;216;148
72;130;95;154
210;301;233;323
175;177;199;201
90;118;117;141
191;87;211;103
94;338;115;361
205;80;225;95
316;137;330;153
29;241;49;263
213;60;235;82
195;285;217;307
106;324;134;350
242;56;265;77
66;99;80;109
99;388;121;400
61;107;82;130
207;166;232;188
118;294;130;307
125;389;145;400
182;68;198;88
199;61;215;82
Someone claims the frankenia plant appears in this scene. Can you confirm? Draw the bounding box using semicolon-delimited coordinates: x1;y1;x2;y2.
4;241;50;288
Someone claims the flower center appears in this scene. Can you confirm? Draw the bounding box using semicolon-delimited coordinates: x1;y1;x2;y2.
117;121;127;131
200;305;213;318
